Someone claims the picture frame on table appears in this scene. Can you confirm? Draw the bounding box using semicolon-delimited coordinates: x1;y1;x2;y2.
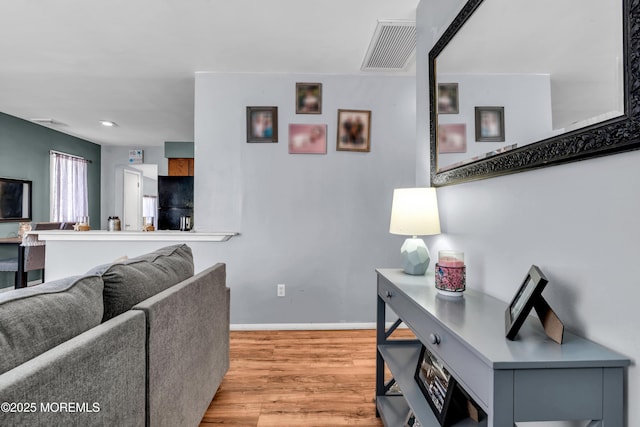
296;82;322;114
505;265;549;340
475;106;505;142
246;106;278;143
336;109;371;152
414;346;467;426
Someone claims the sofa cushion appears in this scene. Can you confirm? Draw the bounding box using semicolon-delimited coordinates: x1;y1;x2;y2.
88;244;194;322
0;274;104;375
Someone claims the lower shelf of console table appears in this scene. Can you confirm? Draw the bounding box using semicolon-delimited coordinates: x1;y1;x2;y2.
377;343;484;427
375;268;630;427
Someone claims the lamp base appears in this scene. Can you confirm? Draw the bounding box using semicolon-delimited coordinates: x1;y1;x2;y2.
400;237;431;275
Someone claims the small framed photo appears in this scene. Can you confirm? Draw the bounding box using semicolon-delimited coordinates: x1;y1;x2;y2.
336;109;371;152
414;346;466;426
475;106;505;142
296;82;322;114
505;265;549;340
438;83;459;114
438;124;467;153
288;124;327;154
246;106;278;143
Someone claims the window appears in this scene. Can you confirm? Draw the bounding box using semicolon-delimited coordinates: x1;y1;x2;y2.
50;151;89;223
143;195;158;228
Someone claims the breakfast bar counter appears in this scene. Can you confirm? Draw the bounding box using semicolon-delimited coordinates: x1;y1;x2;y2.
29;230;238;282
32;230;237;242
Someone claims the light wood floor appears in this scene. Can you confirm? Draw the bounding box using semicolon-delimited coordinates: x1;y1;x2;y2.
200;329;391;426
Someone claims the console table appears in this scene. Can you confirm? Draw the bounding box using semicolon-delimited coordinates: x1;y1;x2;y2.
375;268;629;427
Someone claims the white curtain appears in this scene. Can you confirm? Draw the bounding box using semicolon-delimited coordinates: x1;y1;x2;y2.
50;152;89;223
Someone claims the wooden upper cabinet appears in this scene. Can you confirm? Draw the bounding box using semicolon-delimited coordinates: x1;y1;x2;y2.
168;158;194;176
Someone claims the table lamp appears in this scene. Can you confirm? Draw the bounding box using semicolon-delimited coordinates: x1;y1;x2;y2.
389;187;441;275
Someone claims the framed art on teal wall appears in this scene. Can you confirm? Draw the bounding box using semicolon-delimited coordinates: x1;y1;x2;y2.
0;177;32;222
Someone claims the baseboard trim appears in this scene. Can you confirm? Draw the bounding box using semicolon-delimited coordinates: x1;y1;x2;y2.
231;323;377;331
230;322;408;331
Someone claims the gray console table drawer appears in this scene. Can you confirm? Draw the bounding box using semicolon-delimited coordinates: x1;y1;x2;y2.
513;368;602;421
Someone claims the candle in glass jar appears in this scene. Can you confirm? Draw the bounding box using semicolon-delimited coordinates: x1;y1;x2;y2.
435;250;466;295
438;250;464;267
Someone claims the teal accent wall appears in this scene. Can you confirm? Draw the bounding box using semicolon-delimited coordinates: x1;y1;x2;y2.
164;141;194;158
0;112;101;287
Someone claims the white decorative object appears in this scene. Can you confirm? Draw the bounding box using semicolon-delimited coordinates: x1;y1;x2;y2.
389;188;441;275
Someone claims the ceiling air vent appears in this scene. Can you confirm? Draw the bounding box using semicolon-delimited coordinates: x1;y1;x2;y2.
30;118;65;126
361;20;416;71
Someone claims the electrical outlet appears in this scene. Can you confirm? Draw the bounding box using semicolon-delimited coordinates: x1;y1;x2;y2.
277;284;286;297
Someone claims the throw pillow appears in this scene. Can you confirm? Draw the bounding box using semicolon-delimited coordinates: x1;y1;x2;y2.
88;244;194;322
0;275;104;375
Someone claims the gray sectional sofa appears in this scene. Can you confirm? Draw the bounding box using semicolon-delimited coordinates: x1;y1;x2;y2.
0;244;230;427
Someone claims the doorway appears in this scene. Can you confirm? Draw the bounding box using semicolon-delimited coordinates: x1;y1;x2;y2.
123;169;142;230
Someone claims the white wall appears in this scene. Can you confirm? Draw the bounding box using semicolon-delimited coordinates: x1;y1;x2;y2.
418;1;638;425
194;72;417;325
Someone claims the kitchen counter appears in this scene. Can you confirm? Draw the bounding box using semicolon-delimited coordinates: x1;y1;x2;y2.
30;230;237;242
29;230;239;282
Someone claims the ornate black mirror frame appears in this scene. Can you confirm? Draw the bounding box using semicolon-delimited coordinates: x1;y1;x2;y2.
430;0;639;186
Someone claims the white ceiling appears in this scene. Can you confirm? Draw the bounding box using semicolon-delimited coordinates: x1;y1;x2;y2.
0;0;418;147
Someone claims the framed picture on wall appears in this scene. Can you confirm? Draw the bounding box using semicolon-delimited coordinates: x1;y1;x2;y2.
336;109;371;152
246;106;278;143
438;83;459;114
288;124;327;154
438;124;467;153
475;106;505;142
296;82;322;114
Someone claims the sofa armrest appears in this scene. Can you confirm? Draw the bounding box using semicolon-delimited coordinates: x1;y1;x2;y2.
0;310;146;427
132;263;230;427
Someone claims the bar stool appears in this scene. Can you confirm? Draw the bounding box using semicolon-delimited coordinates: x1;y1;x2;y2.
0;236;46;289
32;222;62;231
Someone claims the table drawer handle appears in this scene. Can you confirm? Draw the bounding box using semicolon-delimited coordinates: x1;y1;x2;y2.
429;333;441;345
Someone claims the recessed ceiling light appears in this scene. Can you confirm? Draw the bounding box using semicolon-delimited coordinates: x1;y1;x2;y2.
99;120;118;127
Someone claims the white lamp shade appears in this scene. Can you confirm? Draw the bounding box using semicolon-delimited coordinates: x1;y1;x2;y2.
389;187;441;236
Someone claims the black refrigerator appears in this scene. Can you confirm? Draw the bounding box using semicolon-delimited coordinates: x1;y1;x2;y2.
157;176;194;230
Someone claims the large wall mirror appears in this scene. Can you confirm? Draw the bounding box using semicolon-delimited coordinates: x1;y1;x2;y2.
430;0;639;186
